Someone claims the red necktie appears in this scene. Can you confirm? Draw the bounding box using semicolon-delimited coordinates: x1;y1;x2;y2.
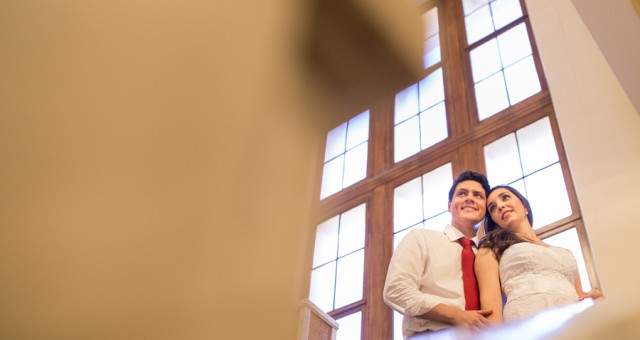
459;238;479;310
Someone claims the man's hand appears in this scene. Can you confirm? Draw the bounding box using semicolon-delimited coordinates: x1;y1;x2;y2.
420;304;493;329
450;309;493;329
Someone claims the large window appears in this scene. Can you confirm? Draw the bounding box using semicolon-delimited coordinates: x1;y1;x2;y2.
310;204;366;312
394;69;448;162
307;0;600;338
320;110;370;199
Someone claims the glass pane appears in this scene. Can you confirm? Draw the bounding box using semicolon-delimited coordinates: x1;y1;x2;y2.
424;212;451;232
424;34;442;70
475;71;509;120
470;38;502;82
497;23;532;67
463;0;489;15
422;6;440;70
466;4;493;44
508;179;527;198
394;177;423;232
325;123;347;162
419;68;444;111
484;133;523;185
320;155;344;199
309;261;336;312
504;55;541;105
491;0;523;30
524;164;571;228
395;84;419;124
544;228;591;293
394;116;421;163
338;204;366;257
313;215;340;267
343;143;368;188
346;110;370;150
337;312;362;340
393;311;404;340
517;117;559;175
335;249;364;308
422;163;452;218
420;102;448;149
422;7;439;38
393;222;422;250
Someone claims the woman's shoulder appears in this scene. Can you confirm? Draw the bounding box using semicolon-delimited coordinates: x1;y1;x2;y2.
477;247;497;258
475;248;499;268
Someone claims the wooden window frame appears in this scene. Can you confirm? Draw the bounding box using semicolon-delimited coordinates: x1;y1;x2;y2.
307;0;600;338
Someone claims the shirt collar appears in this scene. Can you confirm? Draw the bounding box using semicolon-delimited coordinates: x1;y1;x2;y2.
444;224;478;246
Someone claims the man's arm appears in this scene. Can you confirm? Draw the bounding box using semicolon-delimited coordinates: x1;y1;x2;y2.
420;303;492;328
383;230;434;315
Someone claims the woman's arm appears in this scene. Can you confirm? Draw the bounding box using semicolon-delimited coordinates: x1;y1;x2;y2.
475;248;503;324
574;273;604;300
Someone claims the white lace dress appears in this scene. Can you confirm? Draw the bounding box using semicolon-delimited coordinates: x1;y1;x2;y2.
500;242;579;322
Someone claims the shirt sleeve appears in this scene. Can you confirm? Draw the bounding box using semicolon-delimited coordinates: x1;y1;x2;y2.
383;230;441;317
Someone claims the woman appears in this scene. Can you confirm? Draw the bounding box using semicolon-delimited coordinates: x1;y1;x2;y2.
475;185;602;324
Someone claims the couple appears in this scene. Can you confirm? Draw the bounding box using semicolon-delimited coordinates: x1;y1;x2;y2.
383;170;602;339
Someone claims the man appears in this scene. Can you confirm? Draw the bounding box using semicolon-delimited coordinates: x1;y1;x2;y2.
383;170;492;338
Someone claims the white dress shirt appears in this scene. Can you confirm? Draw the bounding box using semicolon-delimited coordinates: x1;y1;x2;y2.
383;225;478;338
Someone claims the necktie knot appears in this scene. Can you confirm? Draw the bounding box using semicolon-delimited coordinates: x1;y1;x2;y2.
459;238;473;248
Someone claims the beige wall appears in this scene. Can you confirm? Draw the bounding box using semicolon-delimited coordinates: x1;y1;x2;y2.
0;1;318;339
0;0;422;339
526;0;640;296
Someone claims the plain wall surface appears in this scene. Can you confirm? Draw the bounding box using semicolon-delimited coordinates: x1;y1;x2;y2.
526;0;640;296
0;0;422;339
0;1;318;339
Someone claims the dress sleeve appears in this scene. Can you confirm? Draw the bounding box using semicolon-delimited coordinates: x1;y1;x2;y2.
383;230;440;316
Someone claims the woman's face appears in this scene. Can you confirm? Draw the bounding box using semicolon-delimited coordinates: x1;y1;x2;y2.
486;188;529;231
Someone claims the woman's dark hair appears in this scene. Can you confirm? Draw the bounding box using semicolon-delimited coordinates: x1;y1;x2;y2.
479;185;534;261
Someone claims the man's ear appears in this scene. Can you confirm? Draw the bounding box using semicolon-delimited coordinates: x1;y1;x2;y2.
447;201;452;212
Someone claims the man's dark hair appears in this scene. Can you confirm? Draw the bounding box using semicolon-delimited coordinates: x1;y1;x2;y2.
447;170;490;202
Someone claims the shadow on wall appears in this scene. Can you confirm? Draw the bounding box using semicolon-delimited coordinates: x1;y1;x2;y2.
0;0;422;339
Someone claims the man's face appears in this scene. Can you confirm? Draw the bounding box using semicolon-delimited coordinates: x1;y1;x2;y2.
448;180;487;229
